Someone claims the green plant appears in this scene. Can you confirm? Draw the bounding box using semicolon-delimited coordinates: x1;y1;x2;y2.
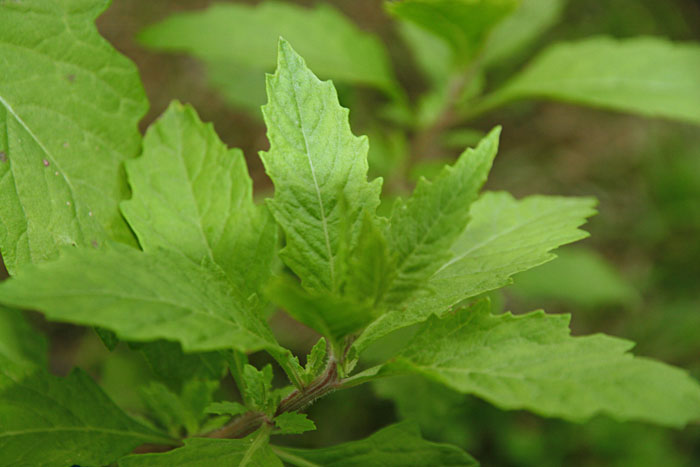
1;1;699;466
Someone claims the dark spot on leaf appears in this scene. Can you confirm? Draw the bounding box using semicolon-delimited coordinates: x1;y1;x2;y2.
0;151;6;163
63;142;69;148
66;74;75;83
42;159;50;167
91;240;99;248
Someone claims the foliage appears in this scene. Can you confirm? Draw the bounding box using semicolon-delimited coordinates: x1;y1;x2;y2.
1;0;699;465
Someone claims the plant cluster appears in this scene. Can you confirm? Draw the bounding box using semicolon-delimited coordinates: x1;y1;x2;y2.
1;0;699;465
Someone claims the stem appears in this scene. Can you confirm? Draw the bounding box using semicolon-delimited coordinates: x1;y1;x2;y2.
204;358;339;440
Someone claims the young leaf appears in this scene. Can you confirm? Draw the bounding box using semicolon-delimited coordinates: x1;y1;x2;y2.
272;422;477;466
303;337;328;385
260;39;382;292
383;127;500;305
121;102;277;299
0;366;174;466
206;401;248;417
242;364;276;413
273;412;316;435
386;0;518;63
381;300;700;427
0;306;46;370
0;244;282;353
138;2;398;99
119;436;282;467
0;0;147;273
478;37;700;125
140;379;218;437
353;192;596;354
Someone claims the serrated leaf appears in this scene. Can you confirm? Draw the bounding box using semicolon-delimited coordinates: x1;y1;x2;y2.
273;422;477;466
260;39;382;292
119;436;282;467
303;338;328;385
242;364;275;413
0;366;174;467
478;37;700;124
482;0;567;66
353;192;596;354
273;412;316;435
138;1;398;108
386;0;518;63
140;379;218;437
0;0;147;274
0;306;46;370
0;243;282;353
383;127;500;305
381;300;700;427
206;401;248;417
121;102;277;299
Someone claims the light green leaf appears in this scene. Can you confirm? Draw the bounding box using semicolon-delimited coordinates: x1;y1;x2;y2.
382;300;700;427
482;0;567;66
119;435;282;467
267;277;373;345
509;247;639;307
260;39;382;292
139;2;398;100
386;0;518;63
0;244;281;353
206;401;248;417
242;364;275;413
140;379;218;437
121;102;277;299
0;306;46;369
303;338;328;385
353;192;596;354
0;0;147;274
273;422;477;466
0;366;174;467
478;37;700;124
383;127;500;305
273;412;316;435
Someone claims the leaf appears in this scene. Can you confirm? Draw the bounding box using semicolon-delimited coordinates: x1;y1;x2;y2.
267;277;373;345
0;0;147;274
273;422;477;466
353;192;596;354
509;247;639;308
260;39;382;292
478;37;700;125
138;2;398;102
386;0;518;63
381;300;700;427
0;243;282;353
242;364;275;413
0;366;174;467
140;379;218;436
137;341;228;390
383;127;500;305
0;306;46;369
482;0;567;66
121;102;277;300
302;338;328;385
119;436;282;467
273;412;316;435
206;401;248;417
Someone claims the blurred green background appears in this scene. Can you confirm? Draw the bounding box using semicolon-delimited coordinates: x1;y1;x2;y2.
21;0;700;465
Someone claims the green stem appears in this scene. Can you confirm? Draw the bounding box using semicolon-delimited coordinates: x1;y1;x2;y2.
271;446;321;467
